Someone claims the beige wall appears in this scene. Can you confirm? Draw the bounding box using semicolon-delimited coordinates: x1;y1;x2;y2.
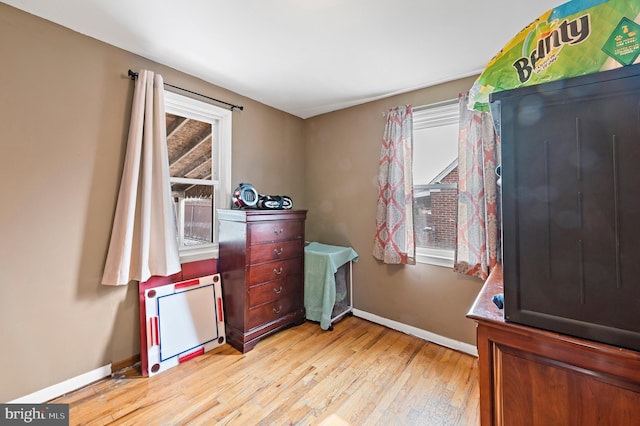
304;77;483;348
0;3;483;403
0;4;305;402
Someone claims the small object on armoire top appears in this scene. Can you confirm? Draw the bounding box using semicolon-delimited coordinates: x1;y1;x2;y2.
492;293;504;309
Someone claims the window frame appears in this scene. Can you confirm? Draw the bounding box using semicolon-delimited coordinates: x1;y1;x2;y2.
164;90;232;263
412;99;459;267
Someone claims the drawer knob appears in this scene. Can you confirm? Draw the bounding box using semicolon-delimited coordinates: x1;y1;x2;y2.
273;267;283;275
273;305;282;314
273;286;283;294
274;248;284;255
273;228;284;235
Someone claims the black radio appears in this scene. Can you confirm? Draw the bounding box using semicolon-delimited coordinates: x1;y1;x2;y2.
231;183;292;210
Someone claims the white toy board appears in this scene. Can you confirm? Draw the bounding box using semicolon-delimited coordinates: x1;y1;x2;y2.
144;274;225;376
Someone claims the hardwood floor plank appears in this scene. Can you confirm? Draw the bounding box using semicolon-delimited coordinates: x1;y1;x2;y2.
51;316;479;425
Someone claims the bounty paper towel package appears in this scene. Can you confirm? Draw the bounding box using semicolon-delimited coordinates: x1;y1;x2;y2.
469;0;640;112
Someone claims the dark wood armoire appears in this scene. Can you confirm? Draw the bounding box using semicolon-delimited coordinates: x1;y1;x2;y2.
493;63;640;352
467;63;640;425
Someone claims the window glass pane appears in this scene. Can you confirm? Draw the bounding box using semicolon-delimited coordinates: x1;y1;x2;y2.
413;124;458;182
413;108;458;253
167;111;216;249
182;198;213;246
166;113;213;180
172;184;213;247
414;187;457;251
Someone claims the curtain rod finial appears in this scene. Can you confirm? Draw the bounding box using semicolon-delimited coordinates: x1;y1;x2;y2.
128;69;138;80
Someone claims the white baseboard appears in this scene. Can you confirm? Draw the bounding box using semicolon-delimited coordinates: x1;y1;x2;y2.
352;309;478;357
9;364;112;403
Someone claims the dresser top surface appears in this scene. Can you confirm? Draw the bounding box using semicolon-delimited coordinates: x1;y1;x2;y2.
467;264;504;324
468;264;640;360
218;209;307;222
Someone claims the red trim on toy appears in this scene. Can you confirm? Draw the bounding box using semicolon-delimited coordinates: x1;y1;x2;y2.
179;347;204;363
217;297;224;322
154;317;159;346
174;279;200;289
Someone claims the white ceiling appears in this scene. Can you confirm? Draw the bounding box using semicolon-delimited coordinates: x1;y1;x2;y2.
4;0;561;118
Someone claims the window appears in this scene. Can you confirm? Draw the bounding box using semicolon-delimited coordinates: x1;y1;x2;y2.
412;100;459;267
164;90;232;263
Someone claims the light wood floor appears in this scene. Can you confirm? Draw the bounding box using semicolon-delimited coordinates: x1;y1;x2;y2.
52;316;480;425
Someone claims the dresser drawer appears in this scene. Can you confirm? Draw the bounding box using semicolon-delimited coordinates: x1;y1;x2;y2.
248;257;302;284
248;277;301;308
248;297;299;329
249;239;304;264
249;220;304;244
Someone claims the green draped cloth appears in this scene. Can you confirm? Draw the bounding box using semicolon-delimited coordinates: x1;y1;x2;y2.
304;242;359;330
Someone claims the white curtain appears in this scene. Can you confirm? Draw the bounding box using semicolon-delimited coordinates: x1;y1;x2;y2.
102;70;181;285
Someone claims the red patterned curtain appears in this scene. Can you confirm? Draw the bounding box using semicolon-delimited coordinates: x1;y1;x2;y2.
454;93;500;280
373;105;415;265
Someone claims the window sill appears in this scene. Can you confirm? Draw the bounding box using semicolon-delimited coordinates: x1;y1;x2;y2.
416;247;454;268
179;244;219;264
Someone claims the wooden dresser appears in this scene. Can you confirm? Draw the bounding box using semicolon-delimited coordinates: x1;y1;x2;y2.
218;209;307;353
467;265;640;426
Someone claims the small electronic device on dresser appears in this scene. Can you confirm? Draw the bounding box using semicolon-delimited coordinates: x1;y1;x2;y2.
217;209;307;353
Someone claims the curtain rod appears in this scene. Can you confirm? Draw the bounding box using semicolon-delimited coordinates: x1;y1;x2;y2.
127;69;244;111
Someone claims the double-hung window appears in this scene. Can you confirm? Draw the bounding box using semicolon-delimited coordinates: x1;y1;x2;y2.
164;91;232;262
412;100;459;267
